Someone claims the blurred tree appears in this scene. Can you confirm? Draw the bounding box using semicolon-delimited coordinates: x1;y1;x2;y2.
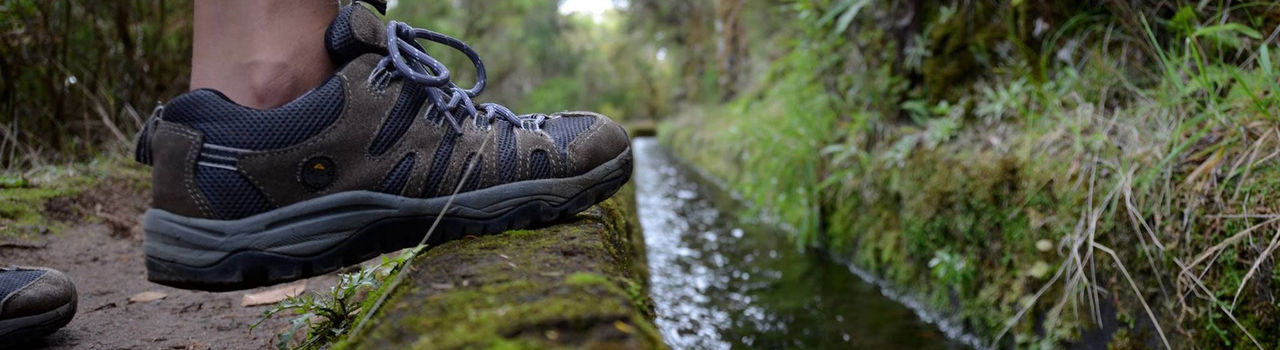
388;0;575;106
388;0;672;122
715;0;745;101
0;0;192;169
624;0;716;102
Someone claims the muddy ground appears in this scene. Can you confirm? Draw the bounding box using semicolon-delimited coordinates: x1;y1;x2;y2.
1;179;343;350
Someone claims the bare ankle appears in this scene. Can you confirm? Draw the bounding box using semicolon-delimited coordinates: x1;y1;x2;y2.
195;57;332;109
189;0;336;109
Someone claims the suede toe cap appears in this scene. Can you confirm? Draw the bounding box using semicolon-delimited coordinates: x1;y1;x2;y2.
560;112;631;175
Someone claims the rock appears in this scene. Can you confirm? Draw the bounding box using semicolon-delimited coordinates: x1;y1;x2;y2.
338;186;663;349
1028;261;1052;279
1036;239;1053;252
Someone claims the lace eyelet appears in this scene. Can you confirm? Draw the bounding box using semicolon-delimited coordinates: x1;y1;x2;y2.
367;76;392;94
381;21;534;134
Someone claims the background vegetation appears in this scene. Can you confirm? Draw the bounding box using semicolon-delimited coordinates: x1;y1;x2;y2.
1;0;191;169
6;0;1280;347
657;0;1280;348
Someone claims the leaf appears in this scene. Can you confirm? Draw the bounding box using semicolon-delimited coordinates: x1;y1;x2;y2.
0;176;29;189
1170;5;1197;34
1260;45;1272;74
243;281;308;307
128;291;167;303
817;0;868;34
1036;239;1054;252
1183;149;1224;186
1028;261;1051;279
613;320;635;334
1192;23;1263;48
833;0;869;34
817;0;855;24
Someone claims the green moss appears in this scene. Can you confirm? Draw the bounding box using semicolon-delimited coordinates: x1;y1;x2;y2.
922;3;1004;102
0;182;86;226
338;187;663;350
565;272;611;286
0;156;147;240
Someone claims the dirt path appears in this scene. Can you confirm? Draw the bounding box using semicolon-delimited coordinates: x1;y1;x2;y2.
2;179;340;350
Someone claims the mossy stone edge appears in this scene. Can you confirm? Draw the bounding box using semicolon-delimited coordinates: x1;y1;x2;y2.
341;184;664;350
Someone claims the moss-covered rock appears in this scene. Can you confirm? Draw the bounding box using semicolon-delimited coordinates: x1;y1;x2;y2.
338;186;663;350
0;158;149;241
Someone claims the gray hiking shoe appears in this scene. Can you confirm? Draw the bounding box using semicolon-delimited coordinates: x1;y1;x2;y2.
134;1;632;291
0;267;77;343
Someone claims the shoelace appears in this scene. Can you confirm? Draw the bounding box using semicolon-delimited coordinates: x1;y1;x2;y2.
372;21;547;132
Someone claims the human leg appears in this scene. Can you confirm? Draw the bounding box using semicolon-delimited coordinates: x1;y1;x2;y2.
190;0;337;109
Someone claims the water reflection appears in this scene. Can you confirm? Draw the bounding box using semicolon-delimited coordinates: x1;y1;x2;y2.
633;138;966;349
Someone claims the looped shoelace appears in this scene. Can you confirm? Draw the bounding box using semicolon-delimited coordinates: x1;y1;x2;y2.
375;21;547;132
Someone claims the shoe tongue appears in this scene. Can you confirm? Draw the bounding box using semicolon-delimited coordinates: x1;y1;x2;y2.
325;4;387;66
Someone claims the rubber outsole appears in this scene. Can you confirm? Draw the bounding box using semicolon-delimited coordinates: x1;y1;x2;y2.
0;301;76;344
144;148;632;291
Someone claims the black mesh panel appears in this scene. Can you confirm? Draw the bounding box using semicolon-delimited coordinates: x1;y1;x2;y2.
165;78;345;151
368;85;427;156
376;153;416;195
543;116;594;153
498;124;517;183
459;153;484;192
0;269;45;301
423;129;458;197
325;5;384;66
196;166;275;220
530;150;552;180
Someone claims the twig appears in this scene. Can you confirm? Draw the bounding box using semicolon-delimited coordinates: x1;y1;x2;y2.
1092;242;1171;350
1230;227;1280;309
83;86;132;148
1172;257;1265;349
0;241;49;250
1208;214;1280;219
1184;216;1280;274
1121;167;1169;297
350;135;490;336
990;248;1069;347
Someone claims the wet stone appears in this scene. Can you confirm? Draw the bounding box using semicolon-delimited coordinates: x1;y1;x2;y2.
338;186;664;350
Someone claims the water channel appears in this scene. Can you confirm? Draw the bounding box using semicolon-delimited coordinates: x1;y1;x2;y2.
633;138;969;349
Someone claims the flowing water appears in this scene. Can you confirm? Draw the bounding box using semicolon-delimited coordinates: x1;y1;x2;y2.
633;138;968;349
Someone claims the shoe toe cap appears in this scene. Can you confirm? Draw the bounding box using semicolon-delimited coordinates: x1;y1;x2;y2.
555;111;631;175
1;268;76;319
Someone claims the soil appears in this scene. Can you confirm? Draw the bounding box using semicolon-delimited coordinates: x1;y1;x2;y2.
1;178;341;350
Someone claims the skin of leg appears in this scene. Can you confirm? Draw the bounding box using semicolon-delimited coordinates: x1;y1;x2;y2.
191;0;337;109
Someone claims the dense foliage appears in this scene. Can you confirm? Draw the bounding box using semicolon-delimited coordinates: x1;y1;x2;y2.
657;0;1280;347
0;0;191;169
388;0;670;123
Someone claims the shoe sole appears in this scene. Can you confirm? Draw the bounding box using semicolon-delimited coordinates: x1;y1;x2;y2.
0;300;76;342
143;148;632;291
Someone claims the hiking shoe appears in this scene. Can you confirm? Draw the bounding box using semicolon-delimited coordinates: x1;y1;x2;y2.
0;267;77;343
134;1;632;291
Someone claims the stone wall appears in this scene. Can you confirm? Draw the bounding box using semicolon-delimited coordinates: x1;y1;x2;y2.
338;186;665;349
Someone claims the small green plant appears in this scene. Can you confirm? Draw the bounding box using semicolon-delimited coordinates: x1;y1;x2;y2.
974;78;1030;124
927;249;972;290
254;247;420;350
